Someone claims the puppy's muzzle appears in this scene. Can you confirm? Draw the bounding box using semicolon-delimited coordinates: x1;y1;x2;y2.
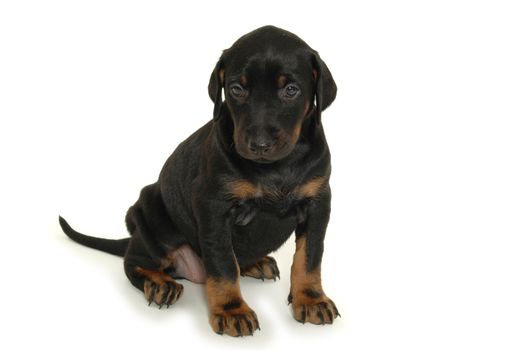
248;136;277;156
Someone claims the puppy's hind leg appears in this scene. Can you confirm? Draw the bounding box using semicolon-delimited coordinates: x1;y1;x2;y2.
124;236;183;309
123;185;186;308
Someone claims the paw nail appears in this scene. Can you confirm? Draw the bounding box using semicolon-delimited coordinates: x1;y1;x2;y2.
317;309;325;324
235;317;242;336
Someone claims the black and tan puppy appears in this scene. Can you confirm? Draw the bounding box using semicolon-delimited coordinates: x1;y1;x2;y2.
60;25;339;336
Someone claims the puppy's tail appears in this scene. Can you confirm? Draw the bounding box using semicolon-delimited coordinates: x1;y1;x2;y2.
59;216;129;257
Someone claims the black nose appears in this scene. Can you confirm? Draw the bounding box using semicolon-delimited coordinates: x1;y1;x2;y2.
248;139;273;155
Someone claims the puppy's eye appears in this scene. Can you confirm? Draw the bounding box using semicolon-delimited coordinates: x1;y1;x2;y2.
283;84;300;99
230;84;247;98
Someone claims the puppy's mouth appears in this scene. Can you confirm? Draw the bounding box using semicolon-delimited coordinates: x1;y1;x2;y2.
235;149;280;163
233;129;296;164
252;157;276;164
235;145;292;164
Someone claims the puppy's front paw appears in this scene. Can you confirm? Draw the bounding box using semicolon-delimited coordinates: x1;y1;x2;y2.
210;301;260;337
241;256;280;281
289;290;340;325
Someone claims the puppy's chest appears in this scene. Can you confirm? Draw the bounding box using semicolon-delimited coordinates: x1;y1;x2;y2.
227;177;327;226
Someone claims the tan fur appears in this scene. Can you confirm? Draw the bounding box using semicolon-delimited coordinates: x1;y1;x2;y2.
289;236;338;324
218;69;225;84
289;101;311;146
206;278;243;313
290;236;322;296
206;276;259;336
227;179;263;199
277;74;287;88
135;267;183;306
304;100;311;116
135;267;174;284
228;176;327;200
291;122;302;146
240;256;279;280
295;176;327;198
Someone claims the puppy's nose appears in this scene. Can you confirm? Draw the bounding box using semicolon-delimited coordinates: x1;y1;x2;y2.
248;139;273;155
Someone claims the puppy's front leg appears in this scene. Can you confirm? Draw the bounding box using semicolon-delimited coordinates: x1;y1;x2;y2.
194;197;259;337
290;188;340;324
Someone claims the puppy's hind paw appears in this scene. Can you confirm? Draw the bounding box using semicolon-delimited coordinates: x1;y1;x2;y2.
144;279;184;308
241;256;280;281
136;267;184;309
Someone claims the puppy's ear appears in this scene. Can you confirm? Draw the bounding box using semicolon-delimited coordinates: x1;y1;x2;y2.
208;59;225;121
312;52;337;124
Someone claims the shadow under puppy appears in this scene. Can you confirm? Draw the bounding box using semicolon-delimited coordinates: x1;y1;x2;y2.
60;25;339;337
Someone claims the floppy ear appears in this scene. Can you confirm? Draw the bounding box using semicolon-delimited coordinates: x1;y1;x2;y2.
208;59;225;121
312;52;337;124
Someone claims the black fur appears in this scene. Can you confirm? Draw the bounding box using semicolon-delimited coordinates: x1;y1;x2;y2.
60;25;336;304
59;216;129;257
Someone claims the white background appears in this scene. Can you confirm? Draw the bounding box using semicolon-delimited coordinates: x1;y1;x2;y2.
1;1;525;349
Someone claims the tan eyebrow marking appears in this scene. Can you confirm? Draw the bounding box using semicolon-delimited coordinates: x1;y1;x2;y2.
277;74;287;88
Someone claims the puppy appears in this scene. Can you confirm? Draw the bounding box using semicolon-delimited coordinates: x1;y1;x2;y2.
60;25;339;337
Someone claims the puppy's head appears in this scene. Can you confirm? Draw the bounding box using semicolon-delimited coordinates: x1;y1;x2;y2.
209;26;336;164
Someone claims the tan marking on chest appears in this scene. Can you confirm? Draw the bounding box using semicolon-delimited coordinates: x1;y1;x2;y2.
227;180;264;199
228;177;327;200
294;176;327;198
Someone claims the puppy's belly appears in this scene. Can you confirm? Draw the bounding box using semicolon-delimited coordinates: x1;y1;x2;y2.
233;209;297;266
163;245;207;284
163;210;296;280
